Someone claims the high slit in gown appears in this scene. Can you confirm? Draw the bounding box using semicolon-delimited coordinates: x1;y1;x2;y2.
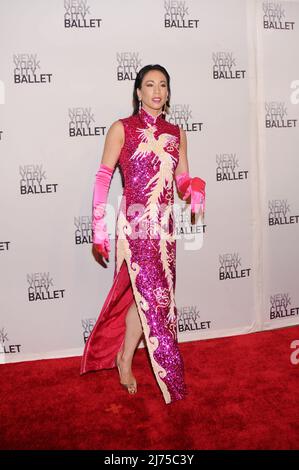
80;106;187;404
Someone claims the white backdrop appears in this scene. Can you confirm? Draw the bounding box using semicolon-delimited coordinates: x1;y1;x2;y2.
0;0;298;364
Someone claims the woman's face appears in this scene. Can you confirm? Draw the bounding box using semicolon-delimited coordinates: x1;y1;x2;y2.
137;69;168;114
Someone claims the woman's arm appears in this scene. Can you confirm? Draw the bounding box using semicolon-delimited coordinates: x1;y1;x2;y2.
100;120;124;170
92;120;124;259
174;127;189;178
174;126;206;215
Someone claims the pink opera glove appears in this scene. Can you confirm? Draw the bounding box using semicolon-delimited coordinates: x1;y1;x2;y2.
175;172;206;215
190;177;206;214
92;163;114;259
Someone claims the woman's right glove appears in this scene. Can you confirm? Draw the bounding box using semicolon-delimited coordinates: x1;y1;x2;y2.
92;163;114;260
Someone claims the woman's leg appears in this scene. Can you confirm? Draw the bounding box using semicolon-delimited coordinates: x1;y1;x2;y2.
117;298;143;384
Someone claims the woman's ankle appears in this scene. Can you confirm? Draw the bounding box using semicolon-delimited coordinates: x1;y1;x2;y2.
119;353;133;366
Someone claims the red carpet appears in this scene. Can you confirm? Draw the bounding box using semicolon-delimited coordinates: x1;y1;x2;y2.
1;325;299;450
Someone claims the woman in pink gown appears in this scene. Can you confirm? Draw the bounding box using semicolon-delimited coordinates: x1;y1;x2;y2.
80;64;205;404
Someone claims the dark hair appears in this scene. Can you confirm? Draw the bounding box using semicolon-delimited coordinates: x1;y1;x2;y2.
132;64;171;119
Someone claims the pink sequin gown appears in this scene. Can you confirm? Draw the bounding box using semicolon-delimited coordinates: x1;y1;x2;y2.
80;106;186;404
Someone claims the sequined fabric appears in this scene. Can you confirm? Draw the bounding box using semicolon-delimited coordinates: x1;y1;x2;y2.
81;106;186;404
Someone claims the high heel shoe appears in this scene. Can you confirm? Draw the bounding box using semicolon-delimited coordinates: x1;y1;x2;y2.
115;353;137;395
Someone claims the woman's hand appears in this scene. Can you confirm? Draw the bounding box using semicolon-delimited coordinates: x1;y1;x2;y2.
93;218;110;260
94;241;110;261
190;177;206;214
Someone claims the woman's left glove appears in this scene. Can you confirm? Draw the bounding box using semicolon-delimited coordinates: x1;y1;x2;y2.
175;172;206;215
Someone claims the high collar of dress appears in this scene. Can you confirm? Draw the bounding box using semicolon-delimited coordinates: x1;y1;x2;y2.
138;106;163;126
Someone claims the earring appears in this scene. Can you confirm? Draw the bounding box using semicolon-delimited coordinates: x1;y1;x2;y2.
162;103;166;115
139;99;142;110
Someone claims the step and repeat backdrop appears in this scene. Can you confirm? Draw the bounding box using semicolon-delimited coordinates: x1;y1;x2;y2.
0;0;298;363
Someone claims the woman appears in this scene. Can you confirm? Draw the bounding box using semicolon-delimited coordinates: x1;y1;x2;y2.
80;64;206;404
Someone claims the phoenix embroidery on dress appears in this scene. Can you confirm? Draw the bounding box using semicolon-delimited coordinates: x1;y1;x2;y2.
130;123;179;326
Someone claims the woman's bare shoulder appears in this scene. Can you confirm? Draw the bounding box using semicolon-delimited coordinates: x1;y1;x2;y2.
107;119;125;143
110;119;125;131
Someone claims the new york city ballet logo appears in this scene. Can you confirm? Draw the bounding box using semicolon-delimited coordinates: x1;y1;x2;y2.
27;272;65;302
116;52;142;81
0;241;10;252
212;51;246;80
19;164;58;195
173;204;206;250
164;1;199;28
74;215;92;245
216;153;249;182
178;306;211;333
0;328;21;359
265;102;297;128
270;293;299;321
268;200;299;226
64;0;102;28
263;2;295;30
68;107;106;137
219;253;251;280
13;54;53;84
82;318;97;343
168;104;203;132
